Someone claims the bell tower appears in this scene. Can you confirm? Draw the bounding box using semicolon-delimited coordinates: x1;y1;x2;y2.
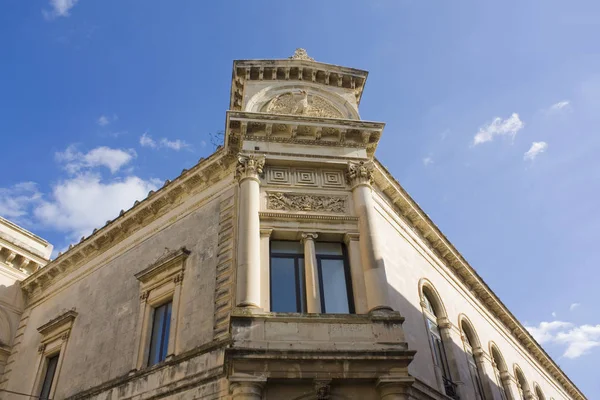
224;50;415;400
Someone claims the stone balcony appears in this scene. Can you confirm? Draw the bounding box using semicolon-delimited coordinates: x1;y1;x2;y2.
227;309;415;385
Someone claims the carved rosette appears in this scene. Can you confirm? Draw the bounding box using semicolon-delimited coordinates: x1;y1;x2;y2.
346;161;374;187
236;155;266;182
267;192;346;213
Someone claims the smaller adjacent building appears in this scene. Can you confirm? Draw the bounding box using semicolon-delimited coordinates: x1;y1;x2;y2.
0;216;52;377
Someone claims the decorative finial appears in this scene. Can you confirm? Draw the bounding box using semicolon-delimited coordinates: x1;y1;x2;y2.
290;48;315;62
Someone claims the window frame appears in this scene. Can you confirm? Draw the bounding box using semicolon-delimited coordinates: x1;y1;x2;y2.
147;300;173;367
133;247;189;370
32;309;77;400
269;247;306;313
315;243;355;314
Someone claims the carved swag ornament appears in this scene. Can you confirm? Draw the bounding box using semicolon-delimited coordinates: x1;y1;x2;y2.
267;192;346;213
236;155;266;181
346;161;374;186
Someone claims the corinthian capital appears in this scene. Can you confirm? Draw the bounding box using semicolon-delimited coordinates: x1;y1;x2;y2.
346;161;374;187
236;154;266;181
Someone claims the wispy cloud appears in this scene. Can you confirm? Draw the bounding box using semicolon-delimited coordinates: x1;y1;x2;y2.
570;302;581;311
43;0;79;20
524;141;548;161
0;182;42;220
97;114;117;127
56;145;136;174
423;156;433;166
472;113;524;146
548;100;571;113
139;133;190;151
526;320;600;359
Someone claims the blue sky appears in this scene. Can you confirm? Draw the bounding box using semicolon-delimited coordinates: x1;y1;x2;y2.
1;0;599;396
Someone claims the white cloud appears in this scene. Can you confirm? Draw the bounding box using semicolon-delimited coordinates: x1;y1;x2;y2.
526;321;573;344
472;113;524;146
552;312;557;318
548;100;571;112
160;138;189;150
56;145;136;174
43;0;79;19
139;132;157;148
34;173;160;240
526;320;600;359
556;325;600;359
423;156;433;166
524;141;548;161
570;302;581;311
0;182;42;219
140;133;190;151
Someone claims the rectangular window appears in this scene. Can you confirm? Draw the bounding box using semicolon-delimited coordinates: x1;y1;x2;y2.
315;242;353;314
270;241;305;313
147;301;172;366
39;353;59;400
269;240;353;314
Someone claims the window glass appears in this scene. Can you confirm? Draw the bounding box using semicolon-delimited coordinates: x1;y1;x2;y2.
271;256;304;312
148;301;172;366
423;292;436;316
315;242;343;256
271;240;303;254
319;258;349;313
39;353;59;400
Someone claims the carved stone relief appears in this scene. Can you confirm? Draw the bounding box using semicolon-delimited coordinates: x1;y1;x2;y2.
263;91;343;119
264;166;345;189
267;192;347;213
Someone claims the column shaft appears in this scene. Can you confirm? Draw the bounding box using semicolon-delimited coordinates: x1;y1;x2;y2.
231;382;264;400
344;233;368;314
350;179;392;312
302;233;321;313
235;155;265;309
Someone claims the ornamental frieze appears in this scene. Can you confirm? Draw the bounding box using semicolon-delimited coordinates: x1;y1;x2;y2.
267;192;347;213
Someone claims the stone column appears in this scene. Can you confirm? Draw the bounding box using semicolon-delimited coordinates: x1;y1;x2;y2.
377;377;414;400
230;381;265;400
500;371;519;400
259;228;273;311
301;232;321;313
438;317;468;400
473;347;504;400
344;232;368;314
347;161;392;312
235;154;265;308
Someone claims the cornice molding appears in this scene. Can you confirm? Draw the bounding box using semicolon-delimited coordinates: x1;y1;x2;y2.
371;159;585;400
21;149;237;299
259;211;358;223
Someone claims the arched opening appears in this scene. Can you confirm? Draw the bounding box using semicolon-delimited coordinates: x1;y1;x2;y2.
419;281;458;399
490;344;512;400
534;384;546;400
460;318;486;399
515;366;530;400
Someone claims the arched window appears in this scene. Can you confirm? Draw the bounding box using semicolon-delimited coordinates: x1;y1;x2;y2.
460;319;486;400
534;385;546;400
490;344;511;400
515;366;530;400
420;283;457;399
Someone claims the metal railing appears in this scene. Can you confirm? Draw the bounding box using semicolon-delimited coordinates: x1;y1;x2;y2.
443;377;460;400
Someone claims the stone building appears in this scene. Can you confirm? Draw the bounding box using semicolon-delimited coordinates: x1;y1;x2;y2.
0;49;586;399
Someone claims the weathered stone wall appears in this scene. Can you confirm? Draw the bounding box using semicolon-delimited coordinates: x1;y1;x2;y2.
4;183;235;399
373;191;573;400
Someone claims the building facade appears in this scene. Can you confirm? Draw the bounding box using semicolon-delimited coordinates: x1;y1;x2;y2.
0;50;586;400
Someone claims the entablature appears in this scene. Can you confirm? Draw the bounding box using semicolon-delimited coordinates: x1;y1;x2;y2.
226;111;383;158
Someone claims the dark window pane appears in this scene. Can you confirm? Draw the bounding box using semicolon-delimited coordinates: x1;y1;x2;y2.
271;240;303;254
271;257;300;312
148;302;171;366
39;353;59;400
320;258;349;313
315;242;343;256
298;257;305;313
